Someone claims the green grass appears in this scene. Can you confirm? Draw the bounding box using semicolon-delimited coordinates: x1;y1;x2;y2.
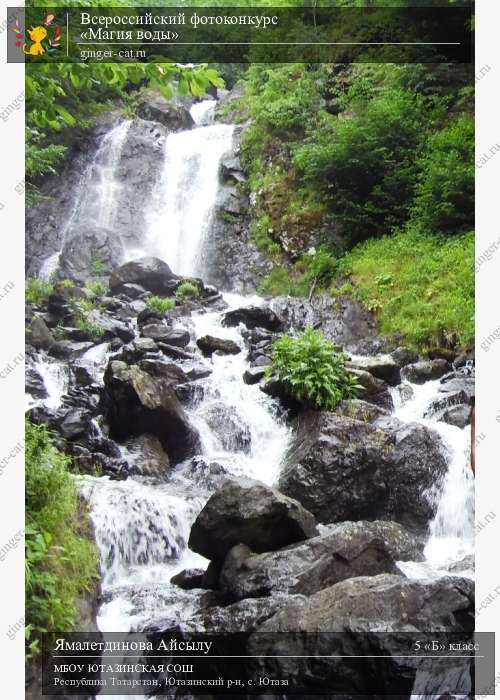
26;278;54;306
338;227;474;350
25;421;99;659
85;281;107;298
145;295;176;314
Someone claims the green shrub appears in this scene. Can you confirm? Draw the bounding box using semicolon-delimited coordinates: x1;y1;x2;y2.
89;253;107;277
268;327;361;410
339;227;474;349
175;281;200;300
26;278;54;306
25;421;99;659
85;281;107;298
146;295;176;314
71;301;105;341
411;115;474;234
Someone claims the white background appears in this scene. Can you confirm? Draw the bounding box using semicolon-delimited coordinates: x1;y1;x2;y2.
0;0;498;696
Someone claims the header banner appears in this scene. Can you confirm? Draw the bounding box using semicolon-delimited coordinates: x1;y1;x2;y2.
8;5;473;64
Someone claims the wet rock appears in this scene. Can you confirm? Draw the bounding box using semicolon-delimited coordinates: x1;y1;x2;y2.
118;283;146;299
401;359;451;384
57;224;125;283
201;402;251;453
67;443;128;480
128;299;147;315
243;367;266;385
391;346;419;368
138;359;189;386
251;355;272;367
438;375;475;403
188;476;318;562
163;328;190;348
259;375;302;412
47;285;87;320
436;404;472;429
27;316;55;351
125;434;170;478
248;574;474;694
197;335;241;357
157;342;194;361
141;322;175;343
346;354;400;386
280;412;447;532
25;364;48;400
349;369;394;410
223;306;285;332
182;457;229;490
186;365;212;381
335;399;389;424
58;408;92;440
103;360;201;464
49;340;94;359
137;97;194;131
170;568;205;591
220;520;423;601
109;257;180;296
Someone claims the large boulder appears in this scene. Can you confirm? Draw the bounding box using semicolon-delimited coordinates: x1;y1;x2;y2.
103;360;201;464
188;477;318;562
223;305;284;332
219;520;423;601
197;335;240;357
248;574;474;695
401;359;450;384
346;353;400;386
279;412;448;532
109;257;179;295
137;96;194;131
27;316;55;351
57;224;125;283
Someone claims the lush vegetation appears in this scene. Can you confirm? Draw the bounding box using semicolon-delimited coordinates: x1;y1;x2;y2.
176;281;200;299
26;278;54;306
339;228;474;349
224;61;474;350
268;328;361;410
26;421;99;658
146;295;176;314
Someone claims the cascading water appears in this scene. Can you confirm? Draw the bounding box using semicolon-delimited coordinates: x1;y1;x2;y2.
39;119;131;279
392;380;474;579
142;101;234;277
27;99;475;699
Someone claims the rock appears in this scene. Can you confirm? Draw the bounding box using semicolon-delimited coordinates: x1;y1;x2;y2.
49;341;94;359
223;306;284;332
335;398;389;424
197;335;241;357
185;365;212;381
188;476;318;562
391;346;419;368
109;257;179;296
118;283;146;299
259;375;303;412
401;359;451;384
438;375;475;403
346;354;400;386
47;285;87;320
436;404;472;428
138;359;189;386
182;457;229;491
103;360;201;464
280;412;448;532
58;408;92;440
201;402;251;453
25;364;48;400
248;574;474;694
124;434;170;478
243;367;266;385
57;224;125;283
170;568;205;591
137;97;194;131
349;368;394;410
140;323;174;343
251;354;272;367
28;316;55;350
163;328;190;348
220;520;423;601
157;342;194;361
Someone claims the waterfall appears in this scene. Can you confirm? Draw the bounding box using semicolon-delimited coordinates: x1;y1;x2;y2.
391;380;474;578
39;119;131;279
142;101;234;277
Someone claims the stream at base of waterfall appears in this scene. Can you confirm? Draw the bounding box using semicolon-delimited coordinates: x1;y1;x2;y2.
30;101;475;699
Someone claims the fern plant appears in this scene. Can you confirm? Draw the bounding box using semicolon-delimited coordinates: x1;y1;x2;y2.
268;327;361;410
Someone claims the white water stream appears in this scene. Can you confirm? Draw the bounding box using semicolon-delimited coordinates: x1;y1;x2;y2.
27;100;475;698
39;119;131;280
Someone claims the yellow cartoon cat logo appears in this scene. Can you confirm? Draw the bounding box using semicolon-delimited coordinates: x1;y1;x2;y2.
12;15;62;56
24;26;48;56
